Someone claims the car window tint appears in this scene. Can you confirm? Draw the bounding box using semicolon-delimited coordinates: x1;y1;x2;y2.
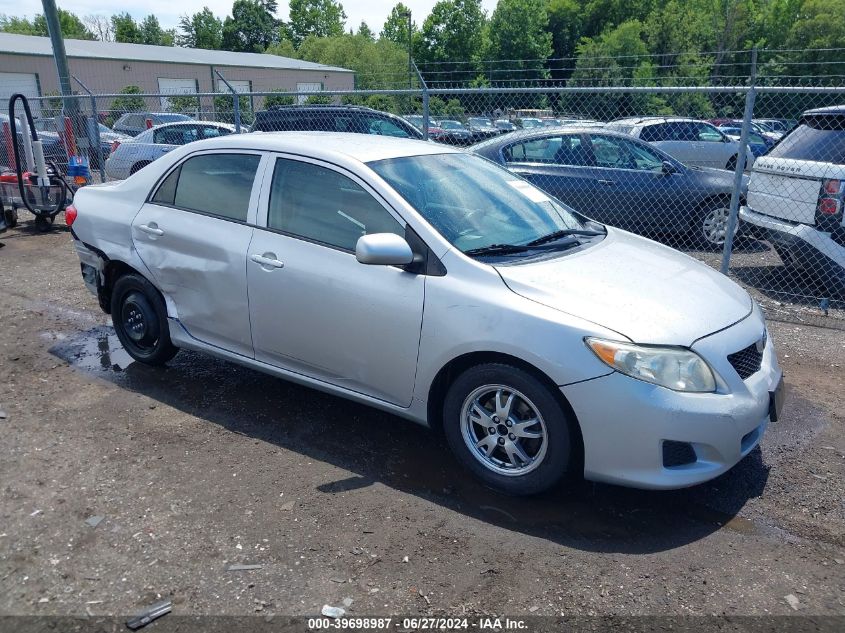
267;158;403;251
590;135;664;171
367;117;410;137
640;123;669;142
768;119;845;163
151;166;181;205
695;122;723;142
154;126;198;145
200;126;230;139
172;153;260;222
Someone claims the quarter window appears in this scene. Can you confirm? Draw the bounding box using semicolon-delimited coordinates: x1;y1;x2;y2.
152;153;260;222
267;158;403;251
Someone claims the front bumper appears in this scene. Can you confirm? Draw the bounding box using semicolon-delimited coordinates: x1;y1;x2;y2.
563;308;782;489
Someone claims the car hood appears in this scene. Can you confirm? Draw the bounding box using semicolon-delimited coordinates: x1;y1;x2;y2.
494;229;752;346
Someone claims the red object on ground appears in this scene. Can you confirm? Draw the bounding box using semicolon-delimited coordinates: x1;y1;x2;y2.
2;122;16;171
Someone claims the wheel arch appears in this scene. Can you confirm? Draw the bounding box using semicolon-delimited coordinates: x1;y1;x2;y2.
99;260;149;314
426;351;584;471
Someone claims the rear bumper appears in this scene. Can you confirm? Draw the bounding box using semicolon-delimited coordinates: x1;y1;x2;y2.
739;206;845;290
563;307;781;489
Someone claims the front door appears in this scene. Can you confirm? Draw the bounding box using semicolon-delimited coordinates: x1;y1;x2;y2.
246;156;425;406
131;151;265;357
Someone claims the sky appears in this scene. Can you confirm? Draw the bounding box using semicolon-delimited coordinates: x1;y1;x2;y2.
0;1;500;37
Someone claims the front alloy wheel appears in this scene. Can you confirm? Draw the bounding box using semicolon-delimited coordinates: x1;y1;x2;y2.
700;205;738;247
443;363;572;495
461;385;548;476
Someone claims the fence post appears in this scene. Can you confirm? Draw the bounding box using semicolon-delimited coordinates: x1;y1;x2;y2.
720;48;758;275
214;69;241;133
72;76;105;182
412;60;429;140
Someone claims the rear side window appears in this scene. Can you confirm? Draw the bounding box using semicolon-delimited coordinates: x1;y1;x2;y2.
154;153;260;222
767;117;845;164
640;123;669;142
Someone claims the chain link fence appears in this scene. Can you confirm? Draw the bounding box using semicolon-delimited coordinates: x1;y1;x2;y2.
1;54;843;329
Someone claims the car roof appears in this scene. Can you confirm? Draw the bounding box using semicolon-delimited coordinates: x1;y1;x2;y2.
611;116;704;125
469;125;632;150
148;120;236;130
802;105;845;116
189;131;460;162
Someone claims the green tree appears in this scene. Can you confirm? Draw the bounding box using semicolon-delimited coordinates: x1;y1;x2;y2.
214;94;255;124
484;0;552;86
357;21;375;40
139;15;175;46
288;0;347;46
546;0;582;80
304;94;333;104
168;94;200;114
178;8;224;49
222;0;280;52
112;12;142;43
2;9;95;39
415;0;486;85
111;85;146;115
297;33;409;89
380;3;414;45
265;39;297;57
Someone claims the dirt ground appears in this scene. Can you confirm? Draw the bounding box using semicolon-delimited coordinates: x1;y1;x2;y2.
1;217;844;625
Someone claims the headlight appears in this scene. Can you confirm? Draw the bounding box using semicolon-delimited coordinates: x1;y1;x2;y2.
585;337;716;393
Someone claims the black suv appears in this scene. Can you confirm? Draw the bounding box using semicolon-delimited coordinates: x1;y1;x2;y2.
252;105;424;140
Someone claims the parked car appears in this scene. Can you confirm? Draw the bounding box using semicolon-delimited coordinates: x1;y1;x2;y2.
740;105;845;296
711;118;781;142
0;113;66;169
472;127;747;246
466;117;501;141
33;118;129;168
104;121;236;180
112;112;193;137
608;117;746;170
68;132;782;495
519;117;544;129
253;105;423;140
432;119;473;145
754;118;797;135
716;126;775;158
493;119;517;132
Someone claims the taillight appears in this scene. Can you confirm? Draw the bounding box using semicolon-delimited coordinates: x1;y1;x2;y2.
145;118;153;129
818;198;840;215
65;204;78;226
110;140;121;153
823;179;842;195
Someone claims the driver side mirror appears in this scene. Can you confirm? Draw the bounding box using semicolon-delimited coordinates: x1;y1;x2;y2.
355;233;414;266
661;160;678;175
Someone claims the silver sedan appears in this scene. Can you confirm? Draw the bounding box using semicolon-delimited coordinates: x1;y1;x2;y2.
69;132;783;495
104;121;238;180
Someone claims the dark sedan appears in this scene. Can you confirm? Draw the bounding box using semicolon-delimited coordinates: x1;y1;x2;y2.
471;127;748;247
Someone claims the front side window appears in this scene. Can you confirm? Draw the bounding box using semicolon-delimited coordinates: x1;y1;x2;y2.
154;126;198;145
151;153;260;222
369;153;588;253
694;122;724;142
367;117;410;137
589;135;664;171
267;159;403;251
504;135;591;166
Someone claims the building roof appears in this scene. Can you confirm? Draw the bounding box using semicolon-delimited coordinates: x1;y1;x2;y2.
0;32;353;74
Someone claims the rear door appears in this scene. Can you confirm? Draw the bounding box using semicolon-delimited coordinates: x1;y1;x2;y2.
644;122;696;165
131;150;267;357
500;133;599;216
690;121;732;169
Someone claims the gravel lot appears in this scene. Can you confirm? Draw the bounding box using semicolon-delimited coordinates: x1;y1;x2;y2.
1;217;843;625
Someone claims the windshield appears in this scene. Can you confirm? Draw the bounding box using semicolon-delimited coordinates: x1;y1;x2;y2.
521;119;543;128
441;120;464;130
156;114;191;123
469;118;493;128
369;153;590;254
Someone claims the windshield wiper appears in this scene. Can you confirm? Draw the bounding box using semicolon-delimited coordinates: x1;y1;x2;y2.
464;236;584;258
526;228;605;246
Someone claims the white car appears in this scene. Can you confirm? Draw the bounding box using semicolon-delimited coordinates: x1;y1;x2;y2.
104;121;238;179
608;117;746;170
68;132;783;494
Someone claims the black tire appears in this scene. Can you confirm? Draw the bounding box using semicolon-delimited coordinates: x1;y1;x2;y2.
4;207;18;228
34;215;51;233
443;363;573;496
110;273;178;365
130;161;151;175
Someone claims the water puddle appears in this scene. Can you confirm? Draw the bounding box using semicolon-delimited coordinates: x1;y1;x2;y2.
49;325;135;372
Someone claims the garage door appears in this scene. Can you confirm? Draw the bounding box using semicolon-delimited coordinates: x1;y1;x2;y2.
0;72;40;115
216;79;251;93
157;78;198;110
296;82;323;105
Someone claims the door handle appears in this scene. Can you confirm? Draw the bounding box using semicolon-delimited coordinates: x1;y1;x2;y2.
138;223;164;236
250;252;285;269
597;179;614;186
